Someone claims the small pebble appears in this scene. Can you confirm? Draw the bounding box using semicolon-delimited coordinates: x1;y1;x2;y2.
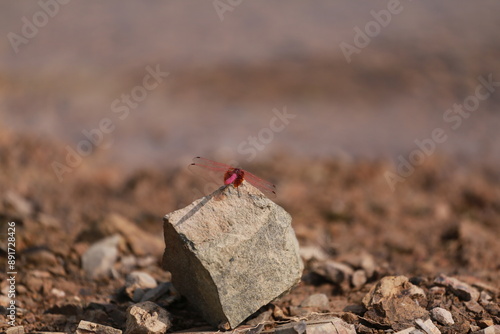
430;307;454;326
351;269;367;288
51;288;66;298
82;235;122;279
76;320;122;334
300;293;329;310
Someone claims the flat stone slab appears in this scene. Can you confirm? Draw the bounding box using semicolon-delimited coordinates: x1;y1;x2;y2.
162;183;303;329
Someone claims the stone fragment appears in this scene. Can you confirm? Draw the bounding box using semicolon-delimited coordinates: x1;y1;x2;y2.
76;320;122;334
246;309;273;326
415;318;441;334
275;320;307;334
471;325;500;334
51;288;66;298
125;271;157;302
362;276;428;331
82;235;121;279
272;304;286;320
434;274;479;301
290;293;330;316
472;281;499;295
430;307;454;326
478;319;494;328
299;246;328;261
312;318;356;334
125;301;171;334
428;286;446;296
483;302;500;317
300;293;329;309
162;184;303;329
140;282;172;303
312;260;353;284
101;213;164;257
480;291;493;304
394;327;418;334
275;318;355;334
408;284;427;307
464;300;484;314
4;191;33;217
351;269;367;288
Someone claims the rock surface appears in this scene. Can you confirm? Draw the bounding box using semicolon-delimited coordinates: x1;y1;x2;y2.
162;184;303;329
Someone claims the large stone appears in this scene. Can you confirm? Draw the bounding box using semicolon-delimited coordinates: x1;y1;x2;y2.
162;184;303;329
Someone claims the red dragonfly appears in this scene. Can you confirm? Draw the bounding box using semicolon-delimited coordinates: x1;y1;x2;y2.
190;157;276;197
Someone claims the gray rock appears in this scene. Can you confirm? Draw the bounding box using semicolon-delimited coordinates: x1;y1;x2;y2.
76;320;122;334
125;301;171;334
82;235;121;279
430;307;454;326
162;184;303;329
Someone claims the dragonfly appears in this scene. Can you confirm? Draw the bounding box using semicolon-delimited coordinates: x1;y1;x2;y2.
189;157;276;198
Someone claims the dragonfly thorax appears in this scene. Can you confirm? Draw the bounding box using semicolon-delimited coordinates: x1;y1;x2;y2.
224;168;245;187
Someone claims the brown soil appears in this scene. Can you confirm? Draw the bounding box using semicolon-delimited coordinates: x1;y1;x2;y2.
0;130;498;333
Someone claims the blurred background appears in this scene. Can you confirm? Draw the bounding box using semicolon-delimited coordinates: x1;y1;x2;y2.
1;1;500;171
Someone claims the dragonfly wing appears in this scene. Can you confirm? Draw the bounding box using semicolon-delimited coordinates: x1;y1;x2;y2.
191;157;234;171
243;170;277;197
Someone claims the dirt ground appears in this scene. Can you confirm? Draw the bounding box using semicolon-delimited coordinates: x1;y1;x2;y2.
0;129;498;333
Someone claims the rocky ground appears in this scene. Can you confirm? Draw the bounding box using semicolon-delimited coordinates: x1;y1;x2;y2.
0;130;499;333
